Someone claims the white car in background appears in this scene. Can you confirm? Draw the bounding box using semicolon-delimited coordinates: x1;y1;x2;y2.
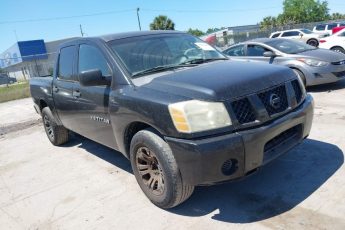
313;22;345;35
319;28;345;54
270;29;325;47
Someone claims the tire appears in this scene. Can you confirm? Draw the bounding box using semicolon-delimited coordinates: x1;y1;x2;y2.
307;39;319;47
331;46;345;54
41;107;69;146
130;129;194;209
292;68;307;87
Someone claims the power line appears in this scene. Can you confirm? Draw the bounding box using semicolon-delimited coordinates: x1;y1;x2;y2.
0;9;135;24
0;7;282;25
141;7;281;13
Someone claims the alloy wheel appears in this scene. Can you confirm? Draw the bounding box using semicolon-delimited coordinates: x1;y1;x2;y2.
43;115;54;140
136;147;165;196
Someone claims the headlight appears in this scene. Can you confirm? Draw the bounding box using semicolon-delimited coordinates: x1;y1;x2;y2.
168;100;232;133
298;58;328;67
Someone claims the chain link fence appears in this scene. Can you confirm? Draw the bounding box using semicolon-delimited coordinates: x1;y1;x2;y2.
209;19;343;49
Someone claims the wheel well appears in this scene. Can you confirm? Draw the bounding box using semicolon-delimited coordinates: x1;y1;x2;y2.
307;38;318;45
124;122;162;157
39;99;48;111
331;46;344;50
289;67;307;85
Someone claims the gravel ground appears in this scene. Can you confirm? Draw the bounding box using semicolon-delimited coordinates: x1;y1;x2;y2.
0;80;345;230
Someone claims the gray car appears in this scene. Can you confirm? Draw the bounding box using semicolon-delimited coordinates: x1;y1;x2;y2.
223;38;345;86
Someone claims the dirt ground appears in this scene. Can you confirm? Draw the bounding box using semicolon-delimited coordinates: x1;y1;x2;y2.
1;80;345;230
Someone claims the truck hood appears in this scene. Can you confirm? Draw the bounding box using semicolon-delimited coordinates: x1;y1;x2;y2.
141;61;296;101
297;48;345;62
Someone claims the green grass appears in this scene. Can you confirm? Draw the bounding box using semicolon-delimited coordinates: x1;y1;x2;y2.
0;81;30;103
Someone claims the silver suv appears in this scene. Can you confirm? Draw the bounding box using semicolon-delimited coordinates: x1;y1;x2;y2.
270;29;325;47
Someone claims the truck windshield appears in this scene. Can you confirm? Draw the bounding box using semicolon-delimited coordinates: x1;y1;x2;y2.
108;33;227;78
265;39;317;54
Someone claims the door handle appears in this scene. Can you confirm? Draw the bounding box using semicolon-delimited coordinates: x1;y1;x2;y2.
73;90;81;98
53;86;59;93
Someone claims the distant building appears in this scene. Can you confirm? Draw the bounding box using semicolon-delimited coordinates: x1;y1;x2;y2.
200;24;260;47
227;24;260;33
0;37;77;80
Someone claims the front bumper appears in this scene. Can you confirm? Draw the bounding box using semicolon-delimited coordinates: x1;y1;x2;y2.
165;94;314;186
302;64;345;86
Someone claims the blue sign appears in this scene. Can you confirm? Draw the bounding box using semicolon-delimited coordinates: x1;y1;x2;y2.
18;40;48;61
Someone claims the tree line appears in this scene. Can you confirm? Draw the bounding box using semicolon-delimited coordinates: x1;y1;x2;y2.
149;0;345;36
259;0;345;30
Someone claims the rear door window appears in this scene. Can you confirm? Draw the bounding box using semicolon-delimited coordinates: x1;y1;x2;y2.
282;31;300;37
271;33;281;38
327;23;338;30
247;45;270;56
315;24;326;31
58;46;76;81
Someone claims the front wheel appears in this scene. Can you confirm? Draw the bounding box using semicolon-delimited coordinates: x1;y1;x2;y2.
331;47;345;54
130;129;194;209
292;69;306;87
42;107;69;146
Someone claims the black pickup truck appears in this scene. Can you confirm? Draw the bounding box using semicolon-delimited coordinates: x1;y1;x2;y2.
30;31;314;208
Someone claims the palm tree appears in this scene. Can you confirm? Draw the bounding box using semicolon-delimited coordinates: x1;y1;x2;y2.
331;13;345;20
150;15;175;30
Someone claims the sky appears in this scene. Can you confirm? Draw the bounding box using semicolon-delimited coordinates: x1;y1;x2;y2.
1;0;345;52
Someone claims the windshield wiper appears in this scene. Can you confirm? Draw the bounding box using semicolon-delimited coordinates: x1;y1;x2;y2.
131;63;197;78
180;58;228;65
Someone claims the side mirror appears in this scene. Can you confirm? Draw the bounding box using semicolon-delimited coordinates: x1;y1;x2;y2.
79;69;111;87
299;33;304;37
263;51;277;58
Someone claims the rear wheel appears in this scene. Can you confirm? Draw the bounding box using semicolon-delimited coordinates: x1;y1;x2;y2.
307;39;319;47
42;107;69;146
331;46;345;54
292;69;306;87
130;129;194;209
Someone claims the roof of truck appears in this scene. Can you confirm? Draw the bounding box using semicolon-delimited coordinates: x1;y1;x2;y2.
97;30;184;42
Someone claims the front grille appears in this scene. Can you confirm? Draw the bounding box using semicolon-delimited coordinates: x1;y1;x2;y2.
291;80;302;103
230;80;304;126
331;60;345;65
333;70;345;78
258;85;288;116
231;98;256;124
263;125;302;163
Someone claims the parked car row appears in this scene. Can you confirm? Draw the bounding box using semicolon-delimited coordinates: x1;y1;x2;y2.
269;25;345;54
269;28;326;47
313;22;345;35
223;38;345;86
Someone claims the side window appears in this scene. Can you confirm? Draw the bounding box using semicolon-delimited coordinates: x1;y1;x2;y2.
339;31;345;37
224;45;245;56
282;31;300;37
315;25;326;31
58;46;75;81
327;23;337;30
247;45;270;56
78;44;111;76
271;33;281;38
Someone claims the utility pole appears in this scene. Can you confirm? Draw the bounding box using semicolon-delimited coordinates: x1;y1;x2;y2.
13;30;18;41
79;24;85;37
136;8;141;31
